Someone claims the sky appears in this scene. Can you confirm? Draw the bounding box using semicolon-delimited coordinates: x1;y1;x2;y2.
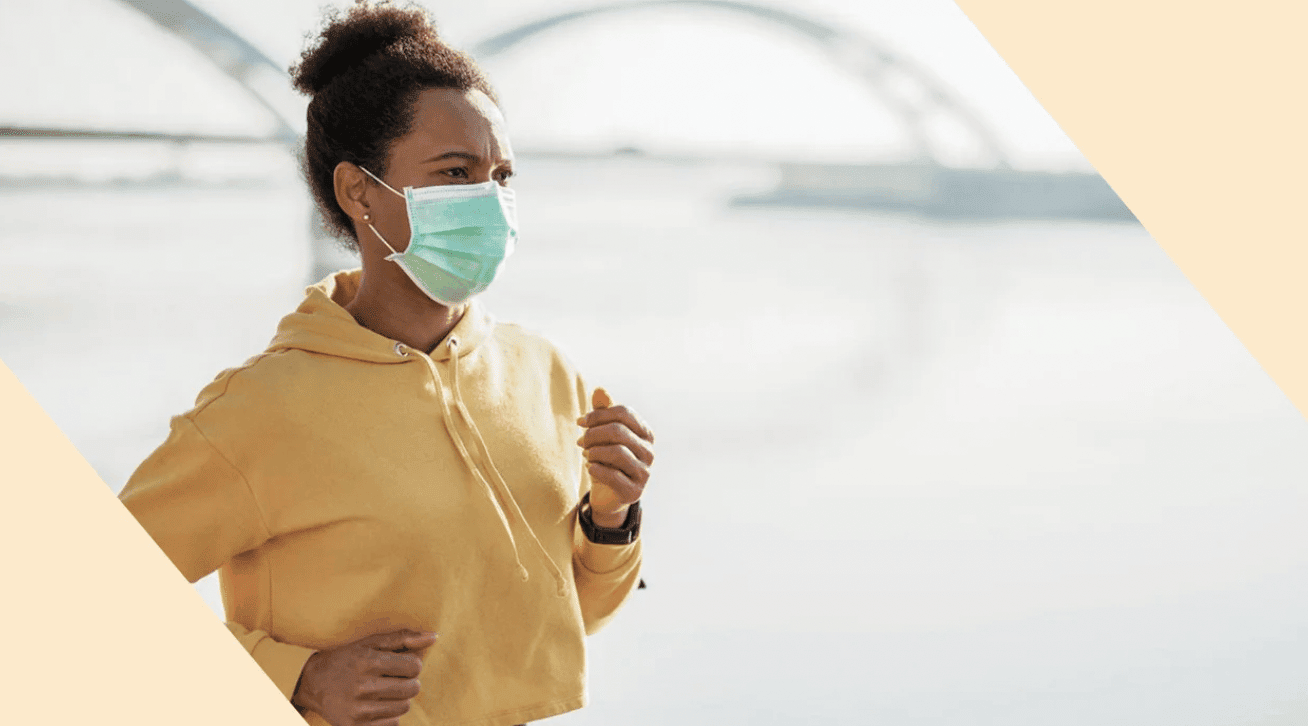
0;0;1094;171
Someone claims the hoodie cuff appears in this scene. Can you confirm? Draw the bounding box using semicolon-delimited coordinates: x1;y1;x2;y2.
228;624;318;701
577;536;641;575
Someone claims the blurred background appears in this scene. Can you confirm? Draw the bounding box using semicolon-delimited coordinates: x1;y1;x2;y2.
3;1;1308;724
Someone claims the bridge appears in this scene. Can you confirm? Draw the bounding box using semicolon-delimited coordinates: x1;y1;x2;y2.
1;0;1134;277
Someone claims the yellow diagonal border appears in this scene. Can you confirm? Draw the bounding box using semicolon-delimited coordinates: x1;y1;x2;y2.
0;359;300;724
1;1;1305;722
953;0;1308;417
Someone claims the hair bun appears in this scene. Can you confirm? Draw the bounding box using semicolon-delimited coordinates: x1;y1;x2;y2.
291;2;441;95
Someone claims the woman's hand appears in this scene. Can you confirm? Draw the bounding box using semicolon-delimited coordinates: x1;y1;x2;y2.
291;629;437;726
577;388;655;529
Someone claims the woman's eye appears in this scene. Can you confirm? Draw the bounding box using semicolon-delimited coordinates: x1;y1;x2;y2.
445;167;468;178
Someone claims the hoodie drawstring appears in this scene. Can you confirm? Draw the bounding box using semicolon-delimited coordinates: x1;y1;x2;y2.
410;338;569;597
447;338;570;597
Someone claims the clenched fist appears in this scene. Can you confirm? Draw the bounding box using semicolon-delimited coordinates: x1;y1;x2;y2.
576;387;655;529
292;629;437;726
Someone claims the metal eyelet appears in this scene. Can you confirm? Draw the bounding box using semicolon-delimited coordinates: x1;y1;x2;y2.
394;342;409;357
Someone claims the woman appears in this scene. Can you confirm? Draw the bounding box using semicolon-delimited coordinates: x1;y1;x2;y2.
117;3;654;725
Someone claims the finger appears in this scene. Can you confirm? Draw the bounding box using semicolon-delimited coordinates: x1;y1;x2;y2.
398;630;438;652
584;444;650;486
367;651;424;678
577;423;655;466
578;405;654;444
362;629;437;653
358;629;417;651
588;461;644;503
359;676;421;701
355;697;412;722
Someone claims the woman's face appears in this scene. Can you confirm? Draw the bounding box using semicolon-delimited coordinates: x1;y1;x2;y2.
363;87;514;256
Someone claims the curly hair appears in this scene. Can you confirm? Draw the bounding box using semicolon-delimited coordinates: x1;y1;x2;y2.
290;1;499;246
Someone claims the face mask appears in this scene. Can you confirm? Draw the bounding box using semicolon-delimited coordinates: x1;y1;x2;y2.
360;167;518;307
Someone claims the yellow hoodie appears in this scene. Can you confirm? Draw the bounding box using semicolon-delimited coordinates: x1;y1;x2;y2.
118;270;643;726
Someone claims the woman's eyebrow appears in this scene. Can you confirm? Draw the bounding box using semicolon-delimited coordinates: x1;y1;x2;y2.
421;151;481;164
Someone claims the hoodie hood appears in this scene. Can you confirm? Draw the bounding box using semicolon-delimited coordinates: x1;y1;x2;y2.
266;268;495;363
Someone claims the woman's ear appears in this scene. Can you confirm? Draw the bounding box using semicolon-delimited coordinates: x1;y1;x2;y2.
333;161;372;224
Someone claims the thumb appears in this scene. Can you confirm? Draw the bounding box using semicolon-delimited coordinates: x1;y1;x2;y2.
591;387;612;411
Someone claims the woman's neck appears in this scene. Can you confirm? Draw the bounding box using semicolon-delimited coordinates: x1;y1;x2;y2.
344;265;467;354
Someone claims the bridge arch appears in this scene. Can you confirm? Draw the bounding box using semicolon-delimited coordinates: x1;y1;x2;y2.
117;0;303;146
471;0;1011;168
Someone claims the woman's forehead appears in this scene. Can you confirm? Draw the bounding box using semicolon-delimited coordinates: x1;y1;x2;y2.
403;88;510;158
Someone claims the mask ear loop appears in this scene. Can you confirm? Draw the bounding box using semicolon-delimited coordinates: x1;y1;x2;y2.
358;166;406;256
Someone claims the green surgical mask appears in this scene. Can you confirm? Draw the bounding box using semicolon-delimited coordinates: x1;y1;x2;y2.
361;167;518;307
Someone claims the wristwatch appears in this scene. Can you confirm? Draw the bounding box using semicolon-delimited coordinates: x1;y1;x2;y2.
578;491;642;545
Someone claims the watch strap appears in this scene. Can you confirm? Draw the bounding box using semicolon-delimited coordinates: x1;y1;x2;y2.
578;491;642;545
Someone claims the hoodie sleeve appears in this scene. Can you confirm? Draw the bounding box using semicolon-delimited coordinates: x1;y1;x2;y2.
119;412;316;698
119;413;270;583
572;516;643;635
570;375;644;635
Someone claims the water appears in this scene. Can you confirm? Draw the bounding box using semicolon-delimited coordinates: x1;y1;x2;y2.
2;156;1307;726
